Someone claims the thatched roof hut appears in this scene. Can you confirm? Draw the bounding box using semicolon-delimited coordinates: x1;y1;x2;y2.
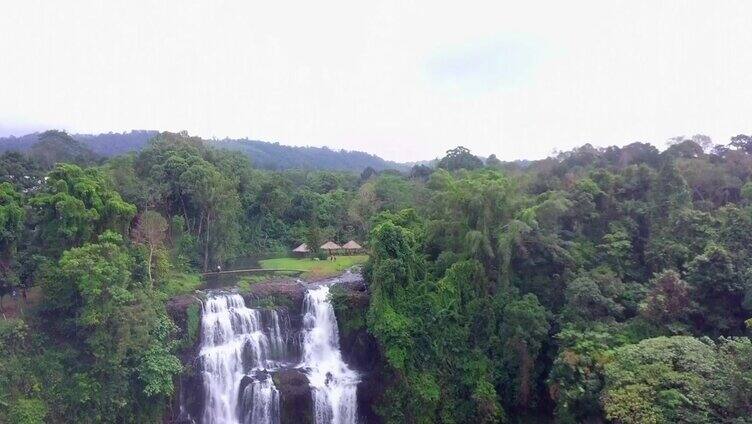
342;240;363;252
292;243;310;253
320;241;342;252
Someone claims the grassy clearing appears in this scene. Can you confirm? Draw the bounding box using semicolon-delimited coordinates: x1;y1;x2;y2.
236;275;269;291
160;272;203;297
259;255;369;279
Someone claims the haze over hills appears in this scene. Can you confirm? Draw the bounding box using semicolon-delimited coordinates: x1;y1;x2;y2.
0;130;411;172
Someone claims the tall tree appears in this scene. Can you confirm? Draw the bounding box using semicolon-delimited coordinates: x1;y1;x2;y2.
0;182;25;310
132;210;168;284
438;146;484;171
41;231;181;422
29;164;136;257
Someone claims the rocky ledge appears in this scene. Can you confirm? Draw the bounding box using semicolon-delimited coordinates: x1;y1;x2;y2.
275;369;314;424
243;279;308;329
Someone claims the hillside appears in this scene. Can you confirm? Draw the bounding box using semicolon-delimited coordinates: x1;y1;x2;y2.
0;130;408;172
212;138;407;172
28;130;99;169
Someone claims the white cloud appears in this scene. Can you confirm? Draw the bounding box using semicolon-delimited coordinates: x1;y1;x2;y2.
1;0;751;161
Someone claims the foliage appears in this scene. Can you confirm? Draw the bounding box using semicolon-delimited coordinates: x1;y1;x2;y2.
159;271;203;297
132;210;168;283
29;163;136;256
23;232;183;422
4;131;752;422
438;146;484;171
602;336;752;424
7;398;47;424
28;130;99;169
0;151;43;191
329;285;367;339
640;270;693;332
0;182;25;298
236;274;266;291
183;303;201;349
547;326;618;423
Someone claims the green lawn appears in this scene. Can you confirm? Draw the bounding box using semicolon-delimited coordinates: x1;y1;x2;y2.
259;255;369;278
160;272;203;297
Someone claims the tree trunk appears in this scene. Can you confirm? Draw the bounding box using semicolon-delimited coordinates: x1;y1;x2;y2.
147;245;154;286
203;211;211;272
180;196;191;232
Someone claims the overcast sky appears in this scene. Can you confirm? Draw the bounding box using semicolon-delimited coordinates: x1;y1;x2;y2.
2;1;751;162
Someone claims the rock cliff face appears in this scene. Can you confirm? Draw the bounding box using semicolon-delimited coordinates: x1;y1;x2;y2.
166;274;384;424
329;278;384;424
166;294;204;423
275;369;314;424
243;280;308;331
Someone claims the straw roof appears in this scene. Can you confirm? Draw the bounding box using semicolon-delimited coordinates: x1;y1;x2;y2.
292;243;309;253
320;241;342;250
342;240;363;250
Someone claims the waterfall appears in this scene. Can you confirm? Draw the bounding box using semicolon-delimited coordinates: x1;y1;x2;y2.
194;284;359;424
301;285;360;424
198;292;289;424
239;372;280;424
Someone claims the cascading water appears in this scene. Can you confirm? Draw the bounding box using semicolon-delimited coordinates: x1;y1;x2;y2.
194;279;360;424
301;285;360;424
238;372;280;424
198;292;290;424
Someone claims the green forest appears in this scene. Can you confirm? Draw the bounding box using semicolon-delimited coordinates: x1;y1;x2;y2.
2;130;752;423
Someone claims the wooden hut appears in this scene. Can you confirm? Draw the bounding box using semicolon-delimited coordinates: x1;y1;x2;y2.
320;241;342;255
342;240;364;254
292;243;310;256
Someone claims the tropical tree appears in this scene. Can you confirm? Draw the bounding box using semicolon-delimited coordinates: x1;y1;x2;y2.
132;210;168;283
29;164;136;257
0;182;25;310
602;336;752;424
438;146;484;171
41;231;181;421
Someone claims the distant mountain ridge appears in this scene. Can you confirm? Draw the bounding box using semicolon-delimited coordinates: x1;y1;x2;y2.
0;130;410;172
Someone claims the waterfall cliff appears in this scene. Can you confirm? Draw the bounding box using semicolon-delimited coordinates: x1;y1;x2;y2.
198;293;293;423
301;286;359;424
184;278;366;424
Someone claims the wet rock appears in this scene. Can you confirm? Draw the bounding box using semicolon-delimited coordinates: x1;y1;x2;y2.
244;280;307;328
337;276;368;293
174;360;204;423
330;280;377;371
329;279;384;423
166;295;204;423
274;369;314;424
166;294;201;332
357;369;385;424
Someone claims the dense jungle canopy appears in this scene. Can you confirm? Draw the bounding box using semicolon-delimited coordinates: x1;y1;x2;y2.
1;130;752;423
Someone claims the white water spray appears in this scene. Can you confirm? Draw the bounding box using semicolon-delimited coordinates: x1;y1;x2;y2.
239;372;280;424
301;285;360;424
198;293;288;424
